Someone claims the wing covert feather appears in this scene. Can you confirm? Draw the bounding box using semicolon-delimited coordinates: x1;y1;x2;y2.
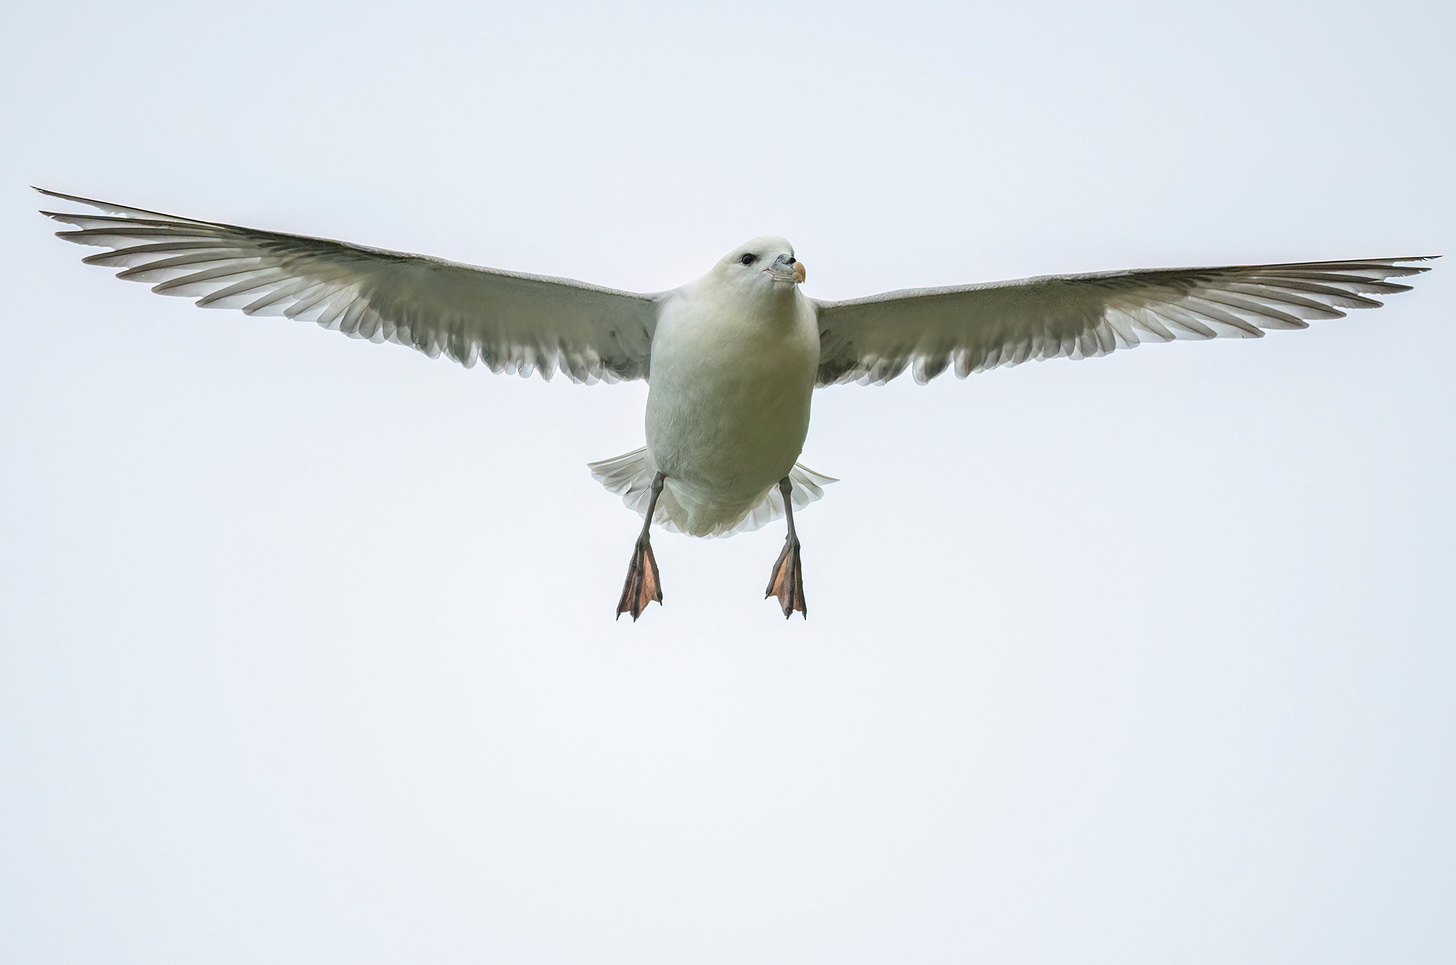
814;258;1434;386
38;188;659;383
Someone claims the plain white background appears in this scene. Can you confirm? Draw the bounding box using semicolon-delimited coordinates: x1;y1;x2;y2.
3;1;1452;962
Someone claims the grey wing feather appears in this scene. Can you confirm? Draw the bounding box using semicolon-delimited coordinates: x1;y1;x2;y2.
814;257;1436;386
38;188;659;383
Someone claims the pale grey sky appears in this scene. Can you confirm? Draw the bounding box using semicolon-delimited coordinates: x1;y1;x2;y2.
3;1;1453;962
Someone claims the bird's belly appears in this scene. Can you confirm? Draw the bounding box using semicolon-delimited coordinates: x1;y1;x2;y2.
650;370;809;489
644;324;816;532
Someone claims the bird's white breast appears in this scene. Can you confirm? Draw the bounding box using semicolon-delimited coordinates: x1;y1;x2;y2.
644;278;819;535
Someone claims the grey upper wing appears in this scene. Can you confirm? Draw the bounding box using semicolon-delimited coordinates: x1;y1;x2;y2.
814;257;1435;386
39;188;660;383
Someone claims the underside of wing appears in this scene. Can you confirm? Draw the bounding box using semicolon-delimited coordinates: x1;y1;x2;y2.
814;257;1436;386
39;188;660;383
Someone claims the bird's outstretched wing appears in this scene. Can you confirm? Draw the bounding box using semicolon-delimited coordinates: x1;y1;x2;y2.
38;188;659;383
814;257;1435;386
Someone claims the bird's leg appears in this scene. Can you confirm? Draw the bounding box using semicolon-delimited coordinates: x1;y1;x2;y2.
616;472;665;621
765;476;807;619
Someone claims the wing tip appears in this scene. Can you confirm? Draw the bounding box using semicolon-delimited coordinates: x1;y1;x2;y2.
34;186;98;209
1374;254;1440;271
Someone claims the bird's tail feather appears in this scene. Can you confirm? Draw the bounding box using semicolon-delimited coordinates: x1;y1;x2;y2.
587;447;835;537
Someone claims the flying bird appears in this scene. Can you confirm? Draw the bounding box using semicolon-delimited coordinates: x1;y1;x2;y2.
37;188;1434;620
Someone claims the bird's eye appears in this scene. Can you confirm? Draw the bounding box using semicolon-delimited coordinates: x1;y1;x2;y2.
739;253;757;266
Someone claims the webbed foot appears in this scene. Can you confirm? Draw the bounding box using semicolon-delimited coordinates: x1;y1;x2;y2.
765;536;806;619
616;535;662;621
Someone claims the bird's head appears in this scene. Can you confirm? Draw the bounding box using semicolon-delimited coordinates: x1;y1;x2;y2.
715;236;807;293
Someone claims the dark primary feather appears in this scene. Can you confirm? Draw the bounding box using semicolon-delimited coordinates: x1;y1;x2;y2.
37;188;660;383
814;258;1435;386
